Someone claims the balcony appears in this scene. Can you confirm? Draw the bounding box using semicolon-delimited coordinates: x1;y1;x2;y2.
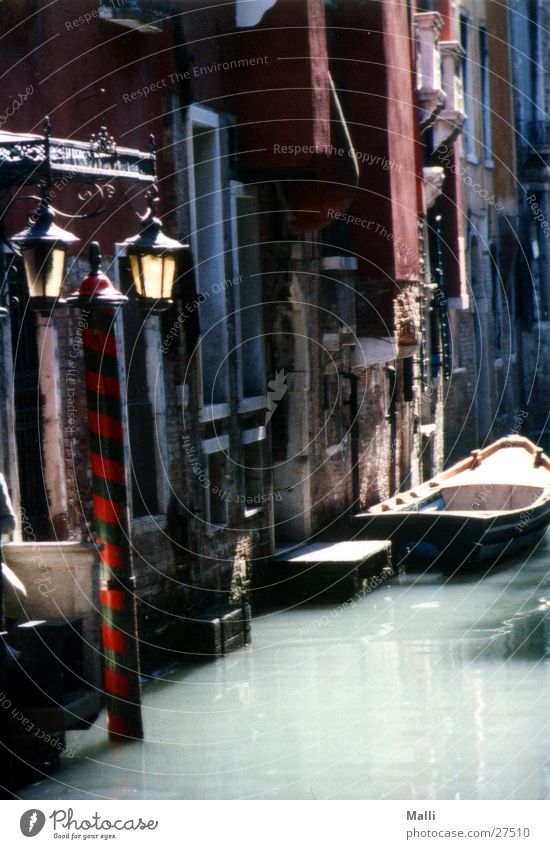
432;41;466;150
415;12;446;129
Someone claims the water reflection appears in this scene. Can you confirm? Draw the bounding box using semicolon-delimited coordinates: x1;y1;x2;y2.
19;535;550;800
468;601;550;662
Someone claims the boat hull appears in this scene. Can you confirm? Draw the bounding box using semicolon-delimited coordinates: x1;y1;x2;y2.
353;500;550;569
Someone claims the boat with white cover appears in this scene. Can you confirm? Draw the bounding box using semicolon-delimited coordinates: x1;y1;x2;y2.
352;436;550;568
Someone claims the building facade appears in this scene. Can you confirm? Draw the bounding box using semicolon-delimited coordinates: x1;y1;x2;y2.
0;0;544;786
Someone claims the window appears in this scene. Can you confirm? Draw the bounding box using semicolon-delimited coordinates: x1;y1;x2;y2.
487;244;501;359
244;443;263;504
187;105;229;406
236;0;276;27
202;434;230;527
479;25;492;163
230;182;265;401
241;428;266;514
528;0;540;126
208;451;228;525
527;192;547;321
460;14;476;159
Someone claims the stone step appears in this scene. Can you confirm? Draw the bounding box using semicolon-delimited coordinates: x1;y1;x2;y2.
184;603;251;659
274;540;392;577
253;540;393;602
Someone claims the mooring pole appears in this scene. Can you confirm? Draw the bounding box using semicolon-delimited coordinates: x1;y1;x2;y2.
68;244;143;741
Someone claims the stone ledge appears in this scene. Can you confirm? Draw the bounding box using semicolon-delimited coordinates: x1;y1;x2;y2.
183;604;252;659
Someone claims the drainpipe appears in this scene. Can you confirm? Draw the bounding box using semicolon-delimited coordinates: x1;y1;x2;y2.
386;365;398;495
340;371;360;507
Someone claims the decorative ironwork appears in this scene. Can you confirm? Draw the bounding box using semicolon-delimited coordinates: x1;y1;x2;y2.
74;181;118;218
0;141;46;166
89;124;117;159
148;133;158;182
143;183;159;208
2;180;121;227
0;117;155;189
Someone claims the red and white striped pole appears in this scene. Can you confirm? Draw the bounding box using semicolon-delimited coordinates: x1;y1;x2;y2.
68;243;143;741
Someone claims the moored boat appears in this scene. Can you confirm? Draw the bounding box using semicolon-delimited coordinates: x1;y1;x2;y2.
352;436;550;569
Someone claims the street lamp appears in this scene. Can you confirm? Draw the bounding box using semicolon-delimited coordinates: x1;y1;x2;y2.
123;196;186;313
0;118;164;744
9;200;79;537
63;211;184;738
11;200;79;313
11;198;184;741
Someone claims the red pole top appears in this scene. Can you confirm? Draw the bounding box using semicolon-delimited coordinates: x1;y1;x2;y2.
66;243;128;309
68;270;128;307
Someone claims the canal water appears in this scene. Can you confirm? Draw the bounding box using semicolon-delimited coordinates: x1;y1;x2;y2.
19;535;550;800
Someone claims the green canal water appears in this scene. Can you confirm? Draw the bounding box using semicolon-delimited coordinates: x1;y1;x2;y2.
19;535;550;800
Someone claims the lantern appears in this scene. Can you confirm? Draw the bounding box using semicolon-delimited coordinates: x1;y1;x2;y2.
12;201;78;312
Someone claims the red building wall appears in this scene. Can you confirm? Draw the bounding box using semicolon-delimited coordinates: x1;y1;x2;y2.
0;0;175;250
329;0;422;336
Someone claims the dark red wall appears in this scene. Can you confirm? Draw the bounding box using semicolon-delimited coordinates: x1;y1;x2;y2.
330;0;422;334
0;1;176;253
0;0;358;243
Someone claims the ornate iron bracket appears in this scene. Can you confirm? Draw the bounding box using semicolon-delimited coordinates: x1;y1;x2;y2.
1;180;120;226
89;125;117;160
0;116;155;189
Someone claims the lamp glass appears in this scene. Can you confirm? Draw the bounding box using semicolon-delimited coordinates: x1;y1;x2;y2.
129;254;143;297
161;255;176;298
130;252;176;302
22;244;67;300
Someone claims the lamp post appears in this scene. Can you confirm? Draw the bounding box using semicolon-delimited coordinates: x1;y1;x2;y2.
12;200;80;536
0;118;176;742
0;115;186;741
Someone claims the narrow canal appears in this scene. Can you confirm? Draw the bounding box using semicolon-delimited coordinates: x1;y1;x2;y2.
20;535;550;800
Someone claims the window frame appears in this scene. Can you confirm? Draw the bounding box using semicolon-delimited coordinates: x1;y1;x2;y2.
186;104;229;411
460;13;477;162
241;426;267;517
229;180;266;407
479;23;493;166
201;434;230;530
